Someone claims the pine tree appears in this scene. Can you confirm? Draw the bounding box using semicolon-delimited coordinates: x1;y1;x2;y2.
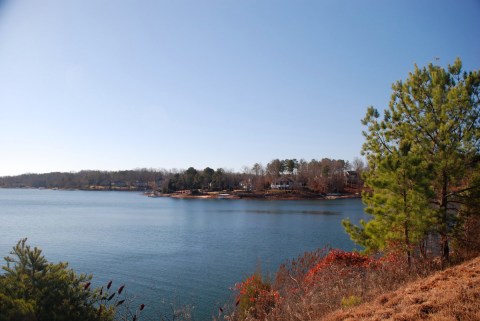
0;239;114;321
344;58;480;265
343;112;435;267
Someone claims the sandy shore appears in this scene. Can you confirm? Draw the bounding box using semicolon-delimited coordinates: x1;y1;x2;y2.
153;191;361;200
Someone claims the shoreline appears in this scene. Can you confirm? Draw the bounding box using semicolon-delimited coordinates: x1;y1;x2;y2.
154;191;361;201
0;187;361;201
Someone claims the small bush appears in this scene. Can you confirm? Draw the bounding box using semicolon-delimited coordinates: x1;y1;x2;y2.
233;273;278;320
0;239;148;321
341;295;362;308
0;238;112;321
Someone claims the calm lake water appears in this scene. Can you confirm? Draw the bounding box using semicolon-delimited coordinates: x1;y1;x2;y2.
0;189;367;320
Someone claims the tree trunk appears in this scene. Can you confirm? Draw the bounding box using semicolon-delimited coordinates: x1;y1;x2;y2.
405;221;411;269
404;190;411;270
440;170;449;267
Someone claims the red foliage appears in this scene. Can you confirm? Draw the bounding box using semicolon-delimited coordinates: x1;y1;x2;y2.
231;248;412;320
234;274;279;319
304;250;377;285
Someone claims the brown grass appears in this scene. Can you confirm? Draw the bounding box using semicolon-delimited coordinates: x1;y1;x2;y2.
322;256;480;321
224;250;480;321
224;250;428;321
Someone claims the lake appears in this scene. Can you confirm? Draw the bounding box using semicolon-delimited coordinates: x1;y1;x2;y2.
0;188;367;319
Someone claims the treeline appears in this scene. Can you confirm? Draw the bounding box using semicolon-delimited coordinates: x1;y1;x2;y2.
0;157;365;194
0;170;164;190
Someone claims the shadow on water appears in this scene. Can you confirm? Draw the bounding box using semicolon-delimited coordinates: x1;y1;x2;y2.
217;209;340;215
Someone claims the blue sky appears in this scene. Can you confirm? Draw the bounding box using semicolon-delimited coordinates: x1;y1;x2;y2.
0;0;479;176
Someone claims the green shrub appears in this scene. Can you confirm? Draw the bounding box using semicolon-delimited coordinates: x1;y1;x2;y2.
0;238;113;321
341;295;362;308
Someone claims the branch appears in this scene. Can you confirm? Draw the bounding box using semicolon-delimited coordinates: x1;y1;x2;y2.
400;96;441;150
446;184;480;198
374;130;393;154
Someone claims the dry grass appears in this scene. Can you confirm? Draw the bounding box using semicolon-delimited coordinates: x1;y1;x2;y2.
322;256;480;321
224;250;428;321
224;250;480;321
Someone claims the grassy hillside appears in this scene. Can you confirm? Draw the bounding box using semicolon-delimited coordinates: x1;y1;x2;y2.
323;256;480;321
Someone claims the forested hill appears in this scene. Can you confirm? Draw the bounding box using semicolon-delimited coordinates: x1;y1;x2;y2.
0;158;364;194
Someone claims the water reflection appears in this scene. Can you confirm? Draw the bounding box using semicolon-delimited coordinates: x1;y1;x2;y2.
217;209;340;215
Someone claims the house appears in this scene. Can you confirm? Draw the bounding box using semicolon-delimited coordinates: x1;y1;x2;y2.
135;181;148;189
345;170;359;186
112;180;127;188
270;177;295;190
240;179;253;191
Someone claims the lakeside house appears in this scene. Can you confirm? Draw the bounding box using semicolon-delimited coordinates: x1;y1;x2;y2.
135;181;148;189
240;178;253;191
345;170;359;187
111;180;127;188
270;177;295;190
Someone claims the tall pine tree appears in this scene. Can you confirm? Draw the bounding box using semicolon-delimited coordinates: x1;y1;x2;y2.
343;111;435;267
345;58;480;265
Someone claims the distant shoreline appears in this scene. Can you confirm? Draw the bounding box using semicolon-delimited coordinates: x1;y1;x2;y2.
148;190;361;201
0;187;362;201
